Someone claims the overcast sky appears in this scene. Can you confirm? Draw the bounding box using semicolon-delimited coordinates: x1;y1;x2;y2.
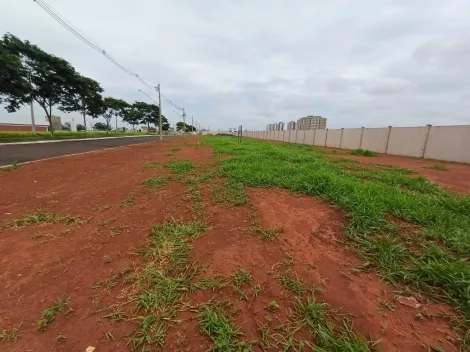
1;0;470;130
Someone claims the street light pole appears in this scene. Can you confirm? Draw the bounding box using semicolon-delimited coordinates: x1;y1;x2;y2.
157;84;162;141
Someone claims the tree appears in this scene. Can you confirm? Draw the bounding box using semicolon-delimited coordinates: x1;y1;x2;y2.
77;123;86;131
102;97;128;133
0;33;83;135
176;121;197;133
60;75;104;133
62;122;71;131
132;101;169;131
93;122;109;131
0;38;31;112
123;103;145;130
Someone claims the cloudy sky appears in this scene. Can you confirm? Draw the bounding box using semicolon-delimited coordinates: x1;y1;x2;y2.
1;0;470;130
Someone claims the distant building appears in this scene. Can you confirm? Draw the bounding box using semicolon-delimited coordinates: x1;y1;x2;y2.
0;123;49;132
287;121;296;130
277;122;285;131
296;115;327;130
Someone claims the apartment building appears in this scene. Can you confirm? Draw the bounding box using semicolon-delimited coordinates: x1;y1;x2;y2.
287;121;296;130
296;115;327;130
266;122;285;131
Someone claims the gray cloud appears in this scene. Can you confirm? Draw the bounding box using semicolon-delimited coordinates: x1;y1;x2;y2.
1;0;470;130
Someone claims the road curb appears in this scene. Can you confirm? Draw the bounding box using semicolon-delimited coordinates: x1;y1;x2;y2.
0;134;159;146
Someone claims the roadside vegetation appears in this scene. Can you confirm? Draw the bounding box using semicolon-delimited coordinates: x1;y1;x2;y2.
0;131;153;143
205;136;470;326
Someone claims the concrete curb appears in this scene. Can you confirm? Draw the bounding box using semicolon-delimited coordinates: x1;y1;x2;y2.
0;134;159;146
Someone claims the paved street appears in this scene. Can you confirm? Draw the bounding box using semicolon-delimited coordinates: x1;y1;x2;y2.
0;136;171;166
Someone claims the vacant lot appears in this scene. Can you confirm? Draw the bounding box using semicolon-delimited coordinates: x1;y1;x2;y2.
0;136;468;351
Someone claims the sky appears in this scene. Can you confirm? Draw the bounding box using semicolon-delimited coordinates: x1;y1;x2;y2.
1;0;470;130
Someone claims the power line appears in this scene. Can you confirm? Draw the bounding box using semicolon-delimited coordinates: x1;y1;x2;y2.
33;0;172;94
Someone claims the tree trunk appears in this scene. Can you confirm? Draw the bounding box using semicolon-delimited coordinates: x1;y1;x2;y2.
83;109;87;135
37;100;54;136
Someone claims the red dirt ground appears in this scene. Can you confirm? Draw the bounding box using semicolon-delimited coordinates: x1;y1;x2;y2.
0;137;466;351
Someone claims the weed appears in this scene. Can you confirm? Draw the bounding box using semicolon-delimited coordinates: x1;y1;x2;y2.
120;197;136;208
426;164;449;171
164;152;174;156
103;307;124;322
266;300;279;312
378;299;395;312
279;271;305;296
31;230;73;240
212;180;248;206
232;268;253;300
171;147;181;152
9;210;82;228
168;160;196;174
90;265;132;290
0;323;21;343
103;255;111;263
142;176;171;188
125;220;207;350
293;295;371;350
0;161;21;172
257;319;274;350
351;149;377;157
199;276;229;292
251;226;282;240
98;219;115;227
198;301;251;351
38;297;70;331
105;331;115;341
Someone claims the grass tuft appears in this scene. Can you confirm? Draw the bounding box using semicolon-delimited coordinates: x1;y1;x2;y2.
38;297;70;331
426;164;449;171
168;160;196;174
351;149;377;157
142;176;171;188
8;210;82;228
0;323;22;343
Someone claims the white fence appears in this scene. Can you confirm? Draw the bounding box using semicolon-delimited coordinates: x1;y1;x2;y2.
244;125;470;164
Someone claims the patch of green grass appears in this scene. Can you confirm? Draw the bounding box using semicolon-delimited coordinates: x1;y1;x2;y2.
0;161;21;172
293;295;371;351
231;268;253;300
168;160;196;174
0;323;22;343
212;180;248;206
351;149;377;157
38;297;70;331
123;220;207;350
198;301;253;351
8;210;82;228
103;307;125;322
251;225;283;240
199;276;229;292
279;271;305;296
426;164;449;171
89;265;132;290
142;176;171;188
204;137;470;320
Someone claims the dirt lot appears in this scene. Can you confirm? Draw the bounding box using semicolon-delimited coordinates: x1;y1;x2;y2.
0;137;468;351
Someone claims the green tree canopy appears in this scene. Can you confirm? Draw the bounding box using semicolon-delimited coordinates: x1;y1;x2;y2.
93;122;109;131
102;97;129;133
0;33;83;134
176;121;196;133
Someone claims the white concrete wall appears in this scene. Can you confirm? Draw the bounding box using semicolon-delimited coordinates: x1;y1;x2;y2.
361;128;389;153
296;130;305;144
245;124;470;163
341;128;362;150
387;126;427;157
288;130;296;143
425;125;470;163
304;130;314;145
326;129;342;148
314;129;327;146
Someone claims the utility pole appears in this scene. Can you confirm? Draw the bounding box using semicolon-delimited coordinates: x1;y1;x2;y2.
30;99;36;135
115;114;118;131
191;116;194;133
182;108;186;133
82;109;87;135
157;84;162;141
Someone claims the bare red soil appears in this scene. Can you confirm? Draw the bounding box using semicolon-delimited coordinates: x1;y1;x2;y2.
0;137;465;352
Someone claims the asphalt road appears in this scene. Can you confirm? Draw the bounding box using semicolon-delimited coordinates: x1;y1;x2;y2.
0;136;169;166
